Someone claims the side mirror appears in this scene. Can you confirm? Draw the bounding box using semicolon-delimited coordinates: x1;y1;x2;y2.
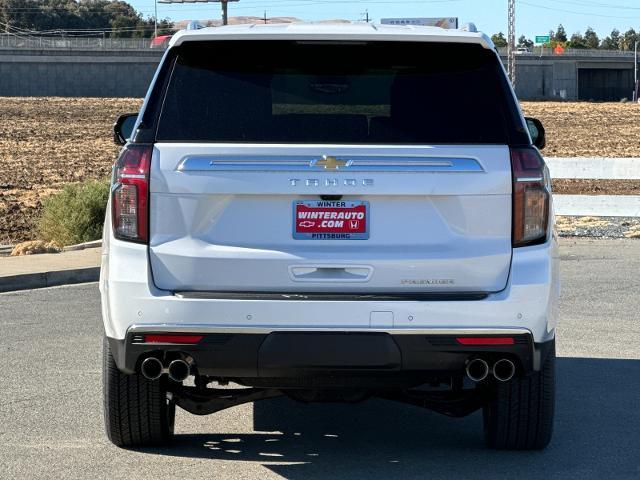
525;117;546;150
113;113;138;145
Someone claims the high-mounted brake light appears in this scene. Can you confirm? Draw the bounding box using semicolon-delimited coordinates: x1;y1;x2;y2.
510;147;551;247
112;145;152;243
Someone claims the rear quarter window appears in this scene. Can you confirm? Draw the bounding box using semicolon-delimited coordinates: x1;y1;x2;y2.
155;40;526;145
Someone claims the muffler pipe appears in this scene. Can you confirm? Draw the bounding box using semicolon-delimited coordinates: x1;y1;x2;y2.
140;357;163;380
465;358;489;382
168;358;191;382
493;358;516;382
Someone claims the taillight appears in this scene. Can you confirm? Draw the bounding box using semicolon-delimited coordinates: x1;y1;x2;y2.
510;146;551;247
112;144;152;243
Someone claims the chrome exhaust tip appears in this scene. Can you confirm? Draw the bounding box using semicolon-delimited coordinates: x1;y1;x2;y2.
465;358;489;382
140;357;163;380
493;358;516;382
168;359;191;382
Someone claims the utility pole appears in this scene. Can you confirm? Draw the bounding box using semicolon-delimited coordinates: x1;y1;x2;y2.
221;0;228;25
157;0;238;27
635;41;638;102
264;11;268;24
507;0;516;87
365;9;370;23
154;0;158;38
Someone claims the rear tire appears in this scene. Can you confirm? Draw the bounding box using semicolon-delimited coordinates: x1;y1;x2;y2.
483;343;555;450
102;337;175;447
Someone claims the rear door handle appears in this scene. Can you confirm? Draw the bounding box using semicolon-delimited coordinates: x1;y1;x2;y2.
289;265;373;283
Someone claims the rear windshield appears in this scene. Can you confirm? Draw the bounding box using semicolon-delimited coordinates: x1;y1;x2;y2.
156;41;521;144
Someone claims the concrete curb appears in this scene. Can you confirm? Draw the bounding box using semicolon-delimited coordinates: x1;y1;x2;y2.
0;240;103;257
0;267;100;293
63;240;103;252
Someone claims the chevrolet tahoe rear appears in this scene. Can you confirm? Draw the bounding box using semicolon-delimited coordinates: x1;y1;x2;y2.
101;23;559;450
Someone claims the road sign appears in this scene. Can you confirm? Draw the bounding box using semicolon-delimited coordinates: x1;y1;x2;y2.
380;17;458;29
535;35;550;44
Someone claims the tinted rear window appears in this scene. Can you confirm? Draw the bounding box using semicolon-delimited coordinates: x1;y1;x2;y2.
156;41;521;144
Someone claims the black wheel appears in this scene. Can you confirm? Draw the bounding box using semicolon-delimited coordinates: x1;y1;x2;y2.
102;337;175;447
483;343;556;450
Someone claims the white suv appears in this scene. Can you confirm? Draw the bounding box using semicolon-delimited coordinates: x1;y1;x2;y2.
101;23;559;450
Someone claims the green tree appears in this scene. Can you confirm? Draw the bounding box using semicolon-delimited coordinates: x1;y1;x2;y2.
140;16;173;37
517;35;533;49
568;32;587;49
491;32;508;48
584;27;600;49
601;29;621;50
620;28;638;51
104;0;147;37
76;0;115;31
0;0;172;38
553;24;568;43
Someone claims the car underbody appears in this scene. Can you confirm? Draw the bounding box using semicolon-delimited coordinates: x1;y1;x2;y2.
108;332;555;418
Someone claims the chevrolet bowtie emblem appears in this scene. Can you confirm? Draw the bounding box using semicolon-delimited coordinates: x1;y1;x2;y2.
315;155;348;171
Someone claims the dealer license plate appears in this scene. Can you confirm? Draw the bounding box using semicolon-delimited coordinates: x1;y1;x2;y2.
293;200;369;240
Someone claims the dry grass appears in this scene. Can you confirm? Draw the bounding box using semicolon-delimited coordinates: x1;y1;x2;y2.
624;225;640;238
552;179;640;195
1;98;640;243
10;240;61;256
36;178;110;246
555;216;613;234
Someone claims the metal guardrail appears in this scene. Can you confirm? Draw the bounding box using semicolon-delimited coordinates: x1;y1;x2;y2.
496;46;635;57
0;34;164;51
0;34;635;56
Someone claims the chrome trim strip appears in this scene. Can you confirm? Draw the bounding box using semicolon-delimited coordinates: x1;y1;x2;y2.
176;155;484;173
127;324;531;336
174;291;488;301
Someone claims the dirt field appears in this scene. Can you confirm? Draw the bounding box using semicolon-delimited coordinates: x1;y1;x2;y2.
0;97;142;243
0;98;639;243
520;101;640;158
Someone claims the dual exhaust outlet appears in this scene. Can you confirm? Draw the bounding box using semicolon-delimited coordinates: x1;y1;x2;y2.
465;358;516;382
142;354;514;384
140;357;192;382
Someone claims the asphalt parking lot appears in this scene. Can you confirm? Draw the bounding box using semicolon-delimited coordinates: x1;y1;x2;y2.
1;238;639;479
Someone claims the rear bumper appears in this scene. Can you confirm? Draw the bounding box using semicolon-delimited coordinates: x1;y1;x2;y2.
108;327;554;386
101;235;560;346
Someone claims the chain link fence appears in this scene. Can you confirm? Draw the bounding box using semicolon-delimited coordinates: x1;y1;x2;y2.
0;34;167;50
496;46;636;57
0;34;635;57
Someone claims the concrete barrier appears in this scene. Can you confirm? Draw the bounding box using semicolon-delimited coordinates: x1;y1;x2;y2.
546;157;640;180
0;47;634;100
0;49;162;97
547;157;639;217
554;195;640;217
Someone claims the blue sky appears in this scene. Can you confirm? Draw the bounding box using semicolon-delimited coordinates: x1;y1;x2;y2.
129;0;640;39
